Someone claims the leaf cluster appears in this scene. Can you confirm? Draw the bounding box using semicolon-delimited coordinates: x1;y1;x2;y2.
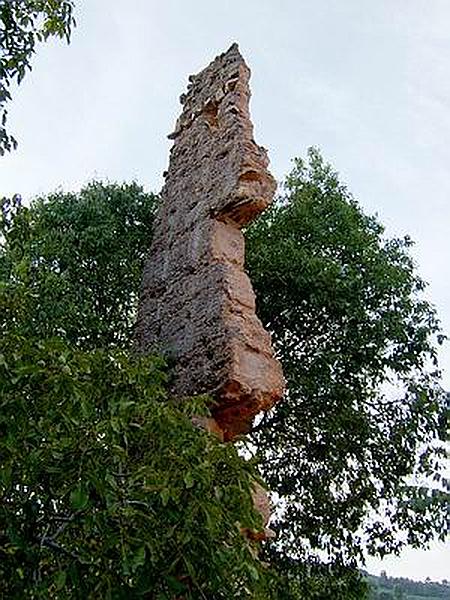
263;550;370;600
0;0;76;154
0;182;158;348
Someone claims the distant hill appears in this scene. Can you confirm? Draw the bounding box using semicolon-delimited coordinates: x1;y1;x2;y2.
366;572;450;599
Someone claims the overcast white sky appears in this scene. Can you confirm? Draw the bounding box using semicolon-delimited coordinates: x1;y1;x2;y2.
1;0;448;583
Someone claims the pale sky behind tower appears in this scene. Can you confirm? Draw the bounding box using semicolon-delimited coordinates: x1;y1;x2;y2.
0;0;449;583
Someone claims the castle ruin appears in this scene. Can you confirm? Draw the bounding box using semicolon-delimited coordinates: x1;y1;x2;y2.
135;43;284;441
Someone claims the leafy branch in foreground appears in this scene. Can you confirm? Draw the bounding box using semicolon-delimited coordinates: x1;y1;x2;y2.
0;333;271;598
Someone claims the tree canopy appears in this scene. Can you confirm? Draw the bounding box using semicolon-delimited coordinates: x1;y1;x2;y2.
0;150;448;597
0;182;158;347
246;149;448;568
0;0;75;155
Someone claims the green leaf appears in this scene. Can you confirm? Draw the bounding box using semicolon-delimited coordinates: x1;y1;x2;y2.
131;546;146;571
55;570;67;590
184;472;194;489
70;485;89;510
160;488;170;507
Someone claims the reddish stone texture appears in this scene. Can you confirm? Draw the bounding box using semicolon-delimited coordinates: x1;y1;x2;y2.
135;43;284;440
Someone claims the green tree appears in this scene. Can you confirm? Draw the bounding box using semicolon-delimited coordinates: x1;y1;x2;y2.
265;556;370;599
0;0;76;155
0;182;158;347
392;584;405;599
1;150;448;596
245;148;448;584
0;183;290;598
246;148;447;549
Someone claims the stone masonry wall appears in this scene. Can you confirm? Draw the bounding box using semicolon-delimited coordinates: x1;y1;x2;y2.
134;43;284;440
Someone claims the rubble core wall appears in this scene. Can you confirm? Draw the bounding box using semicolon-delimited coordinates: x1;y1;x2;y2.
135;44;284;440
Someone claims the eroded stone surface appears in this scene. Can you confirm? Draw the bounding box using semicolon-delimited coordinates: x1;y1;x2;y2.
135;43;284;440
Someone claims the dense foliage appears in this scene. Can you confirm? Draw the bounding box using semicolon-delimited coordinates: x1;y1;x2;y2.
0;338;270;597
246;149;448;568
1;149;448;597
0;0;75;154
0;182;158;347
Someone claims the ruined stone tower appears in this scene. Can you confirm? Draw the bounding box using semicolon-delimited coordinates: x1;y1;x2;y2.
135;43;284;440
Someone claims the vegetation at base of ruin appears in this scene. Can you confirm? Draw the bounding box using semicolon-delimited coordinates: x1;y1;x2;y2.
0;0;76;155
1;149;448;598
0;332;269;596
246;148;448;566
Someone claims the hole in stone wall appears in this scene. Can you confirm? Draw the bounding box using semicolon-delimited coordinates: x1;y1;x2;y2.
203;100;219;128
